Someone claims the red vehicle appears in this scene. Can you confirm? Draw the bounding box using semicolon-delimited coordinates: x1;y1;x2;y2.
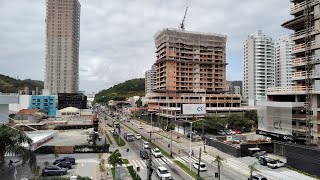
233;128;241;134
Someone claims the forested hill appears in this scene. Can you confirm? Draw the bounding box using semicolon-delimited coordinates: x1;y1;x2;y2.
95;78;145;103
0;74;44;93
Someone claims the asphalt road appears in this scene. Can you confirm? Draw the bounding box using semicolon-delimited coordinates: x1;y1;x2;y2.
103;113;194;180
104;111;249;180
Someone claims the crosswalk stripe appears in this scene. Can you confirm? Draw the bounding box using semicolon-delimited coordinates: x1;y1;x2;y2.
131;160;138;168
162;157;173;164
153;158;161;164
179;156;191;162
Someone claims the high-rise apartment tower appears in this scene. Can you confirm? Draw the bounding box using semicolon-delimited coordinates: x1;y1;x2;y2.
145;65;156;95
45;0;81;95
275;36;295;87
243;30;275;106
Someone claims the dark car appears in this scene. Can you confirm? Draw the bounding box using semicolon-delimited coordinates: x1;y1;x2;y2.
140;150;149;159
42;165;67;176
187;132;193;138
56;161;72;169
53;156;75;165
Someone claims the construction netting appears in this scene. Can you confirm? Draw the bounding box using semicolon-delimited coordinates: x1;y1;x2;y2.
256;101;293;135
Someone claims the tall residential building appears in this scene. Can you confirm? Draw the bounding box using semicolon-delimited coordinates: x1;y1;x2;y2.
275;36;295;87
147;29;244;123
243;30;275;106
45;0;81;95
261;0;320;145
145;65;156;94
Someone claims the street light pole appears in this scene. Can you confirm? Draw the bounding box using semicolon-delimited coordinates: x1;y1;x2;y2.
170;130;173;157
189;121;192;171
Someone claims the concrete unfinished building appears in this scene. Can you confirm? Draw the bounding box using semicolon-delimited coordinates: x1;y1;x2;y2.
147;29;245;125
264;0;320;145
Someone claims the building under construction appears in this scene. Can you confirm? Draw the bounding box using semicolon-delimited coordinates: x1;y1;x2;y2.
146;28;250;125
263;0;320;145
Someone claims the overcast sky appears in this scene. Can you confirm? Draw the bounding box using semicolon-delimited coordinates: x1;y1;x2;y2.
0;0;293;93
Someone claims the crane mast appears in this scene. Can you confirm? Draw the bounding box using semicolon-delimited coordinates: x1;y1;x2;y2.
180;6;188;30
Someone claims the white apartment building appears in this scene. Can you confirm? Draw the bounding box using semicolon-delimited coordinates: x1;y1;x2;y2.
275;36;295;87
145;65;156;94
234;86;241;95
243;30;275;106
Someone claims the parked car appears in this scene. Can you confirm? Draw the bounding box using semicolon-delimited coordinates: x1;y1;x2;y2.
138;125;143;129
156;166;172;180
258;156;272;166
217;129;226;135
233;128;241;134
152;148;162;158
143;141;150;149
140;150;149;159
42;165;67;176
267;159;285;169
53;156;75;165
248;174;268;180
55;161;72;169
135;134;142;139
225;129;236;135
193;162;207;171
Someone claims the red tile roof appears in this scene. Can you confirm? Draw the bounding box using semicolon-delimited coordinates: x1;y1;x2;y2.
16;109;39;115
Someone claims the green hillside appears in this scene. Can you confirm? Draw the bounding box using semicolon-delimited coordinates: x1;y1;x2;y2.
95;78;145;103
0;74;44;93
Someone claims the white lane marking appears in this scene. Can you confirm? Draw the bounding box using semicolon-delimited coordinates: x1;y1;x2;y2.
131;160;138;168
163;157;173;164
153;158;160;165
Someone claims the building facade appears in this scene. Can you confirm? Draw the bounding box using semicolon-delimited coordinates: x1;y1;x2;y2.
147;29;242;123
29;96;57;117
145;65;156;94
265;0;320;145
44;0;81;95
57;93;87;110
275;36;295;87
243;30;275;106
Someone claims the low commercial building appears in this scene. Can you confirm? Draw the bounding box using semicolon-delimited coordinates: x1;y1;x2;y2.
0;93;19;124
57;93;87;110
15;109;47;123
29;95;57;117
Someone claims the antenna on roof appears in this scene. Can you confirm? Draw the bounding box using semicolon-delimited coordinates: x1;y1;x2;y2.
180;6;188;30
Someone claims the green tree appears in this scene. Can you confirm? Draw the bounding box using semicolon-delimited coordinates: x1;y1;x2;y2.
248;162;259;179
245;110;258;127
108;149;122;166
214;155;223;180
0;125;37;170
225;114;246;128
135;98;142;107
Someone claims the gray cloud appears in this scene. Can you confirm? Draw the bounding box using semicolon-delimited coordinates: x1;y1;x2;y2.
0;0;292;93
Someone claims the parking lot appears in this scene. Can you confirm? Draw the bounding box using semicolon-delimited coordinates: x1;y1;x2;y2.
45;129;93;146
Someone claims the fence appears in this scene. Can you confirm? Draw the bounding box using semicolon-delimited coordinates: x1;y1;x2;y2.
205;137;241;157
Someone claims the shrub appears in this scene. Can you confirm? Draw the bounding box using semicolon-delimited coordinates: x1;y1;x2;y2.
35;146;55;154
127;165;141;180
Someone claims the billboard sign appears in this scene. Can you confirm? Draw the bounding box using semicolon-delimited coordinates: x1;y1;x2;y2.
182;104;206;115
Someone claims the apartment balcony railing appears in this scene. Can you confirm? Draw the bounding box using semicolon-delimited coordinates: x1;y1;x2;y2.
146;92;240;98
267;86;320;95
291;70;320;80
291;27;315;40
147;99;240;104
292;126;307;132
292;42;316;53
291;0;320;14
292;56;317;66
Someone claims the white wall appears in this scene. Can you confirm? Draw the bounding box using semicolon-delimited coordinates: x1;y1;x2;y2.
9;95;31;112
0;104;9;124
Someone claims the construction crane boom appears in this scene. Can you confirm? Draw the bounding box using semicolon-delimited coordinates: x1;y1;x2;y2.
180;6;188;30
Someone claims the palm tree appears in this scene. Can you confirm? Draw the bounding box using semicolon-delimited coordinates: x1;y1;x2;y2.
0;124;37;169
214;155;224;180
108;149;122;166
248;162;259;180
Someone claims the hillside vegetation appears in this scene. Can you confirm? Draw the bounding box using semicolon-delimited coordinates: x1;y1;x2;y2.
0;74;44;93
95;78;145;103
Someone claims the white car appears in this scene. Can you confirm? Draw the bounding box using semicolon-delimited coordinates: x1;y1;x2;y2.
156;166;172;180
152;148;162;158
267;160;285;169
143;141;150;149
138;125;143;129
135;134;142;139
193;162;207;171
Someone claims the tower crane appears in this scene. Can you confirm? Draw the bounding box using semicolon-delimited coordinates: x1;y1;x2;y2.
180;6;188;30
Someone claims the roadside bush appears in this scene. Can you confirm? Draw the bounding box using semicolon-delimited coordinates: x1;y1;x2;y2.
35;146;55;154
127;165;141;180
74;144;109;153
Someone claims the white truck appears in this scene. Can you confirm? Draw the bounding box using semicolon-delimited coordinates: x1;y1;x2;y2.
267;159;285;169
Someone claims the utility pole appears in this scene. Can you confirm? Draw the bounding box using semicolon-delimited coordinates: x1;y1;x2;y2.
189;121;193;171
147;131;153;180
198;147;202;178
170;130;173;157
